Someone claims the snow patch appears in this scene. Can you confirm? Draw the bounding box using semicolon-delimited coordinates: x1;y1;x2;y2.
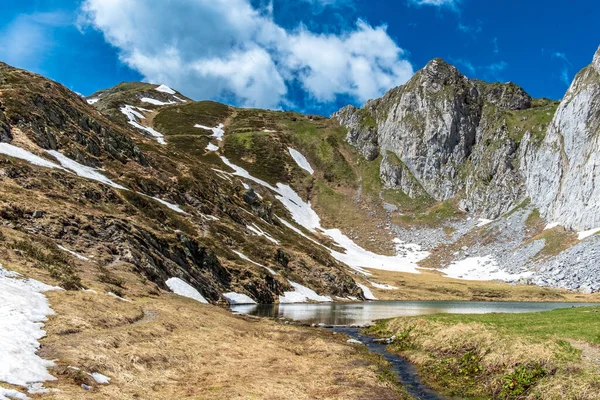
442;255;533;281
369;281;398;290
544;222;561;230
279;281;332;303
46;150;127;190
155;84;176;94
0;265;60;389
120;105;166;145
0;387;30;400
205;143;219;152
223;292;256;305
356;283;377;300
232;250;276;275
578;228;600;240
57;245;89;261
146;195;185;214
246;224;279;244
165;277;208;304
141;97;176;106
86;98;99;105
107;292;131;302
287;147;314;174
194;123;225;141
89;373;110;384
476;218;493;227
0;143;63;170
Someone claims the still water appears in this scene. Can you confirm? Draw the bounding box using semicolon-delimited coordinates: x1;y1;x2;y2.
231;300;597;326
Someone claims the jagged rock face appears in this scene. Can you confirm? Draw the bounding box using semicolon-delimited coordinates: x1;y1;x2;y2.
333;59;533;218
523;47;600;230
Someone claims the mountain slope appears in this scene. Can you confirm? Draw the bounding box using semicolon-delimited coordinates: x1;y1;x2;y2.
334;47;600;293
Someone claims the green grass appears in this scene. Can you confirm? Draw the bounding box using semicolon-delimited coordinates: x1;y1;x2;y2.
423;306;600;344
393;199;463;227
154;101;232;136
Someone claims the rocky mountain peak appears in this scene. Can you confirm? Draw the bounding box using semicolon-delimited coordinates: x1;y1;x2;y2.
593;46;600;73
418;58;466;91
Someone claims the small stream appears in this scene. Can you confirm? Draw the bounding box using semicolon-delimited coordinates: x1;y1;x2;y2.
232;301;597;400
333;326;447;400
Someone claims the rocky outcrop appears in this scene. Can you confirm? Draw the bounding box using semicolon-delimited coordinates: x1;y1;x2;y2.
522;47;600;230
333;58;534;218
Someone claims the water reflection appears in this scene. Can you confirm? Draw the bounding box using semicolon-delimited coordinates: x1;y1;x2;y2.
231;301;597;326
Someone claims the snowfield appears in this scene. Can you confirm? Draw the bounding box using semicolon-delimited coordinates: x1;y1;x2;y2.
220;155;429;275
0;265;60;394
166;278;209;304
442;255;533;282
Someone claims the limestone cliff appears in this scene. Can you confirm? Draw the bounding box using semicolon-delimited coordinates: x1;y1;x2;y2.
522;47;600;230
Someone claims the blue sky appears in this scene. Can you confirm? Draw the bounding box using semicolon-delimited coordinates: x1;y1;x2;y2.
0;0;598;115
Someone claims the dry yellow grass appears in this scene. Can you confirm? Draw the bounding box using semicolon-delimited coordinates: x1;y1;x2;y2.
2;264;403;400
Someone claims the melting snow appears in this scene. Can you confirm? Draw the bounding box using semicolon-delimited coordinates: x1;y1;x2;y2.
89;373;110;384
356;283;377;300
442;255;533;281
205;143;219;152
0;388;30;400
288;148;314;175
194;123;225;141
223;292;256;305
165;277;208;304
140;97;176;106
220;156;428;274
476;218;494;227
369;281;398;290
46;150;127;190
544;222;561;230
173;95;187;103
0;143;64;170
145;195;185;214
155;84;176;94
247;224;279;244
232;250;276;275
120;105;166;145
0;265;60;390
57;245;89;261
279;281;332;303
86;98;99;105
107;292;131;302
578;228;600;240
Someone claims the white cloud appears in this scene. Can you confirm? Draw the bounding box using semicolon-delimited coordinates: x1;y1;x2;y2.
409;0;460;8
80;0;413;109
